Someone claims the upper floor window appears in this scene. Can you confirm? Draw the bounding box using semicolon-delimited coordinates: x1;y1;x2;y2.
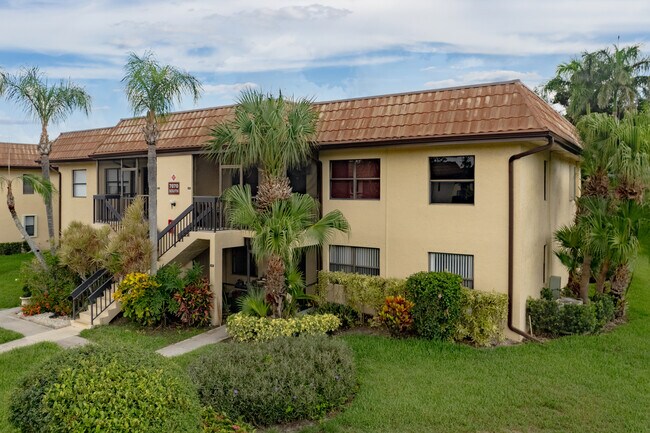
24;215;36;237
105;168;119;195
429;156;474;204
329;245;380;276
330;159;380;200
22;177;34;195
72;169;87;198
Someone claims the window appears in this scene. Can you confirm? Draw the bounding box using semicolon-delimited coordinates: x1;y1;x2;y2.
330;159;380;199
72;169;87;197
543;160;548;201
329;245;379;275
24;215;36;237
105;168;120;195
22;177;34;195
232;246;257;277
429;252;474;288
429;156;474;204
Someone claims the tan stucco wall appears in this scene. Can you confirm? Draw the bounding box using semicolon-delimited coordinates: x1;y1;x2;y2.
320;141;578;335
157;154;194;231
58;161;97;230
0;167;59;250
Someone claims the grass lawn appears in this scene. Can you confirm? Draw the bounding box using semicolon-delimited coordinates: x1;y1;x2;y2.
0;253;32;309
0;328;22;345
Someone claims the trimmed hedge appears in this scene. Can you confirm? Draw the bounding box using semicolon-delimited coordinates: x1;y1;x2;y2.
227;312;340;342
455;288;508;346
0;241;28;255
316;271;406;314
188;336;356;426
10;344;201;433
406;272;463;341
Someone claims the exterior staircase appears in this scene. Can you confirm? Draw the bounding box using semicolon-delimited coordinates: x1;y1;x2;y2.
70;269;120;328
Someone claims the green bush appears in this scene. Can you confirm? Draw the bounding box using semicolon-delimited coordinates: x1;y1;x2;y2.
188;336;356;426
59;221;110;279
315;302;360;329
201;407;256;433
227;312;340;342
0;241;28;255
527;293;616;337
10;345;201;433
20;253;80;317
406;272;463;341
316;271;406;315
114;272;166;326
455;288;508;346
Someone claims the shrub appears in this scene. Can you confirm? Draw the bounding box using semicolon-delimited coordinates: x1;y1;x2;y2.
188;336;356;426
20;254;79;317
9;344;201;433
114;272;165;326
59;221;110;279
592;292;616;327
174;277;213;327
105;197;151;279
406;272;463;341
201;407;255;433
237;287;270;318
316;271;406;315
455;288;508;346
227;312;340;342
314;302;360;329
0;241;28;255
377;295;414;337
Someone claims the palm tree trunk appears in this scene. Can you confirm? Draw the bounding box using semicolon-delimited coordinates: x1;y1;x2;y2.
256;170;292;211
579;254;592;304
266;254;286;318
595;259;610;294
144;121;158;273
6;181;47;267
39;128;56;253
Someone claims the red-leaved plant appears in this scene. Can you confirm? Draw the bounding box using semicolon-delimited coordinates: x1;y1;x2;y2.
378;295;415;337
173;278;213;327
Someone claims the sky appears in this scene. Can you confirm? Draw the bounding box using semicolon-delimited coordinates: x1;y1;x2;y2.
0;0;649;143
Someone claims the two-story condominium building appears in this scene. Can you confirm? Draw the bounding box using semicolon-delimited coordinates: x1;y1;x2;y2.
49;80;581;337
0;142;59;251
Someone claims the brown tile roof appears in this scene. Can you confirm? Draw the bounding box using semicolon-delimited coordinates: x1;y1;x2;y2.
52;80;580;160
0;142;39;168
49;127;113;162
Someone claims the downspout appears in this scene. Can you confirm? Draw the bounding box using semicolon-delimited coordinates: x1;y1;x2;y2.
508;135;554;342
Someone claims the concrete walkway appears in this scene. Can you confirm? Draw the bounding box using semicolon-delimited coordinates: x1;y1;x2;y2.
156;325;229;357
0;308;89;354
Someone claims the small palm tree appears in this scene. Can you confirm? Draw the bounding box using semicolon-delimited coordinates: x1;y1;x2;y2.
0;174;54;267
122;51;202;272
1;68;91;252
205;89;319;210
554;224;584;297
224;185;349;318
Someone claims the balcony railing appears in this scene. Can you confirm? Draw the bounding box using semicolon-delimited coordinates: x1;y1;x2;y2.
93;194;149;228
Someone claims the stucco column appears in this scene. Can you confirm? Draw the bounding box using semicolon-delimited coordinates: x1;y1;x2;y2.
210;240;223;326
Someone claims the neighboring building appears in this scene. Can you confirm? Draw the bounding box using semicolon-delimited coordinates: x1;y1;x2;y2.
0;142;59;251
49;80;581;335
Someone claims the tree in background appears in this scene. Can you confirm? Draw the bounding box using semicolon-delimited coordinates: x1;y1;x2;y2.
122;51;202;272
1;68;91;252
542;44;650;122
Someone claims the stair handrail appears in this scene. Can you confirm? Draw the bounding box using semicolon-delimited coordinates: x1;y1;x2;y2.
70;268;114;324
157;202;195;258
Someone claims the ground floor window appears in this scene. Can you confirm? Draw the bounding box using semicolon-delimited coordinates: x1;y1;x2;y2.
24;215;36;237
329;245;379;276
429;252;474;288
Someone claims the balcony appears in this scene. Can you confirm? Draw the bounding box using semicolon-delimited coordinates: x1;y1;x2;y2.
93;194;149;227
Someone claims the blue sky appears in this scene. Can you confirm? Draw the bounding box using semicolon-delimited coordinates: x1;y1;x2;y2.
0;0;649;143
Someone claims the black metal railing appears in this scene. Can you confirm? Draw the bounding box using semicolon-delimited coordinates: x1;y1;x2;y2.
70;269;117;325
157;196;224;258
93;194;149;228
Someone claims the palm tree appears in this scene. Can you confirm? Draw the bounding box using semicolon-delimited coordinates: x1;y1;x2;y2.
205;89;319;210
122;52;202;272
0;173;54;267
554;224;583;297
223;185;349;318
1;68;91;252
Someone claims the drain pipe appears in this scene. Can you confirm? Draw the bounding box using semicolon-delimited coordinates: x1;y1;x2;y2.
508;136;554;342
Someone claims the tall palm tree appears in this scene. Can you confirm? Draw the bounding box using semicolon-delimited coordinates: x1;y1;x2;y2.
1;68;91;252
205;89;319;210
0;173;54;267
223;185;349;318
122;52;202;272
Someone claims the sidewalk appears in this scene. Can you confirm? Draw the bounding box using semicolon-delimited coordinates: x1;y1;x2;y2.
156;325;229;357
0;308;89;354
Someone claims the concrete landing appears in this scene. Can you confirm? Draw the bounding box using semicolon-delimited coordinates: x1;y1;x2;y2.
156;325;229;357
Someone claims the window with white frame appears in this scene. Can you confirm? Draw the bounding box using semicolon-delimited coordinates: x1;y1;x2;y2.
429;156;475;204
24;215;36;237
428;252;474;288
329;245;379;275
72;169;87;197
22;177;34;195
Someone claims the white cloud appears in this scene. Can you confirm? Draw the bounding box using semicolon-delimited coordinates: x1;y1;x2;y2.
203;82;259;95
451;57;485;69
425;69;542;89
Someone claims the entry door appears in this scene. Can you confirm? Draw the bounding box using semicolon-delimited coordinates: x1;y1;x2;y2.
219;165;243;196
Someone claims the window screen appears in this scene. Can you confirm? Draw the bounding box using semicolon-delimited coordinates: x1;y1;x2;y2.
429;252;474;288
329;245;379;275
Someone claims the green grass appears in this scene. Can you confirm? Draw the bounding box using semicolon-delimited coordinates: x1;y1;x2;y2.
0;254;32;309
0;343;62;433
0;329;22;345
80;320;206;352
